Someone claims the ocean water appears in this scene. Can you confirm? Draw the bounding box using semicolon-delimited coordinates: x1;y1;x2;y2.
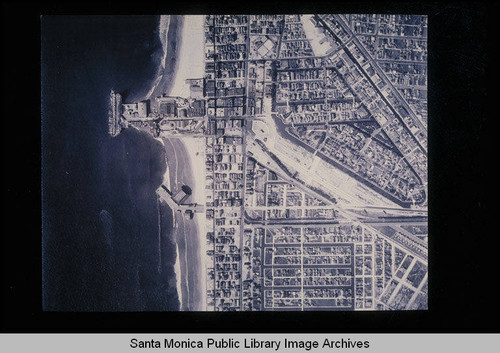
41;16;180;311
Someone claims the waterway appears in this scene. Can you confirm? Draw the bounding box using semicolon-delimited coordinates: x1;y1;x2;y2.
42;15;182;310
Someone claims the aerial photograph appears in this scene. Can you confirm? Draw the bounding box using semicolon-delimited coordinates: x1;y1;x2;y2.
42;14;428;311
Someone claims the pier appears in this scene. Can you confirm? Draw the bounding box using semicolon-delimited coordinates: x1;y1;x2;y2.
156;185;204;217
108;90;123;137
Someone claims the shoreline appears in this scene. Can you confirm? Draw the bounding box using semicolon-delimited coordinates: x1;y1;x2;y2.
168;16;205;97
160;137;204;311
155;136;183;310
120;15;207;311
145;14;185;311
144;15;170;100
151;15;206;311
167;15;206;311
146;15;184;102
181;137;207;311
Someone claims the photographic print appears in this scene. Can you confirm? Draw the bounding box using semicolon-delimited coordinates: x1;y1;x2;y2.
42;14;428;312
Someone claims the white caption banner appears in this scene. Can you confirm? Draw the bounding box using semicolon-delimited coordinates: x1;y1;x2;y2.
0;334;499;353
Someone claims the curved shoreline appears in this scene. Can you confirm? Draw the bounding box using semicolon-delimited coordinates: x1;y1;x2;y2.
148;15;206;311
146;15;184;102
144;15;170;100
160;137;204;311
124;15;206;311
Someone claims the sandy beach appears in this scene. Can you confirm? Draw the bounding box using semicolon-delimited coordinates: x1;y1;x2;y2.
154;15;207;310
159;136;205;311
146;15;184;102
181;137;207;311
168;15;205;97
170;15;206;311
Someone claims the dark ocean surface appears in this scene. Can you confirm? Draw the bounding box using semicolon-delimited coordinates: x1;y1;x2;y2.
41;16;180;311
